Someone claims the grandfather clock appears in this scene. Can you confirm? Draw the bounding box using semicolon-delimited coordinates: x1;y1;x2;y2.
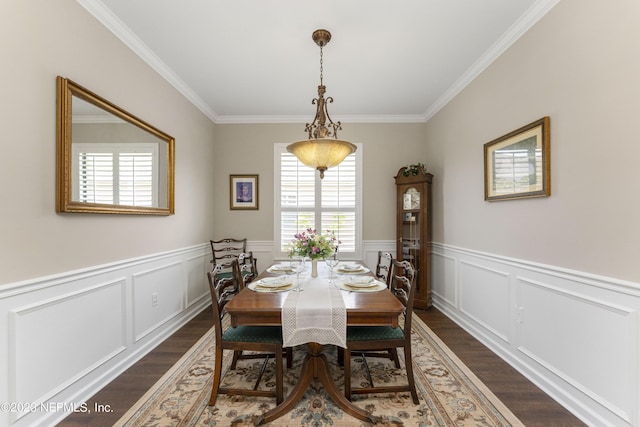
395;165;433;309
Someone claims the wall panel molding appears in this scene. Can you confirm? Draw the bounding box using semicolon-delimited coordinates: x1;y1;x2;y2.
459;260;511;343
8;279;126;423
432;242;640;427
431;252;457;308
0;244;210;427
132;261;184;342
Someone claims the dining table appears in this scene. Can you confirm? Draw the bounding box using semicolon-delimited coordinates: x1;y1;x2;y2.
223;259;405;425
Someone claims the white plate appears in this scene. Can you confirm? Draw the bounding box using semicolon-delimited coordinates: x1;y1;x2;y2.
248;280;293;293
254;276;293;288
336;264;370;274
343;277;376;287
267;264;295;274
334;280;386;292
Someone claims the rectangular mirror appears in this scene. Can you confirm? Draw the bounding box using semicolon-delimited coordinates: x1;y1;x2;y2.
56;76;175;215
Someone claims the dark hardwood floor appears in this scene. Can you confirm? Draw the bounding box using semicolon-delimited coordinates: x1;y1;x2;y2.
415;308;586;427
58;306;586;426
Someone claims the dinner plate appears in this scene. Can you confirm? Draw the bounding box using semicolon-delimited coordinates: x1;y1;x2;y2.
254;276;292;288
248;279;294;293
335;263;370;274
334;279;386;292
342;277;376;287
266;264;295;274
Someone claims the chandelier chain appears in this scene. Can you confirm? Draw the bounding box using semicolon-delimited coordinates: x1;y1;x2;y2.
319;45;324;86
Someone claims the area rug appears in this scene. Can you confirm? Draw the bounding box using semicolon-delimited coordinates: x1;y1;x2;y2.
115;315;523;426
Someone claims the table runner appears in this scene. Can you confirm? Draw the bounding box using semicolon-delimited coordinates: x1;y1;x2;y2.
282;261;346;348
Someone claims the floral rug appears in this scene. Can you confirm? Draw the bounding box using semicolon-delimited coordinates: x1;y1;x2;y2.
115;315;523;426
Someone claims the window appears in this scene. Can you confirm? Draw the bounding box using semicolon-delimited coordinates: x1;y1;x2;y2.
72;143;158;207
274;143;362;259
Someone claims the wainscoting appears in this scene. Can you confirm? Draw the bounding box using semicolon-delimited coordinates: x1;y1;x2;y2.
244;241;640;425
431;243;640;427
0;244;211;427
1;241;637;426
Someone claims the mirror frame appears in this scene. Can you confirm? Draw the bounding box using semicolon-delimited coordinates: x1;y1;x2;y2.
56;76;175;215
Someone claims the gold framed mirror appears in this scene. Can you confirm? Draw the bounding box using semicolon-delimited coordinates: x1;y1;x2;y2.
56;76;175;215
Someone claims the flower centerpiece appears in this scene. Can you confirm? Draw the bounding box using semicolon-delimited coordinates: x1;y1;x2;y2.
287;228;340;277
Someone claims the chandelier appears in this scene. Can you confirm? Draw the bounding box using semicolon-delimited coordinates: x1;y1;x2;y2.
287;29;356;179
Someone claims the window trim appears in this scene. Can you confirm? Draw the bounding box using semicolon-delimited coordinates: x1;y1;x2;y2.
273;142;363;260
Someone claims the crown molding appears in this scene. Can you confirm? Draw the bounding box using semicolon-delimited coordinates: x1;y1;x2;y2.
76;0;219;123
77;0;559;125
422;0;561;122
214;114;427;125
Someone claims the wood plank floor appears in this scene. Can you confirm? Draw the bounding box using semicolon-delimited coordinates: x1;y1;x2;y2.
58;306;586;426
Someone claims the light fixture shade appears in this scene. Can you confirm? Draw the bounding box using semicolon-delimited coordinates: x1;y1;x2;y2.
287;139;356;178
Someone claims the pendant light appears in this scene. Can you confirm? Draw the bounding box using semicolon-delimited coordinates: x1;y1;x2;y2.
287;29;356;179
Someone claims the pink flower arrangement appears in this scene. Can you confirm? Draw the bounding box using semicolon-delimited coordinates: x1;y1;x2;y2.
287;228;340;260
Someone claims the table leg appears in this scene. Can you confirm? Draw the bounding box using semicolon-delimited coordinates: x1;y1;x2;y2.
254;343;379;426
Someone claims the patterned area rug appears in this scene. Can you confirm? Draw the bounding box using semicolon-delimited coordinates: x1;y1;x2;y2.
115;315;523;426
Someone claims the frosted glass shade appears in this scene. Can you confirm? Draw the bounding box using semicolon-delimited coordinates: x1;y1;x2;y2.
287;139;357;178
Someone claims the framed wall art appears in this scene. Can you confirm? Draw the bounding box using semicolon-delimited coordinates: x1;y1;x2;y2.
230;174;259;210
484;116;550;201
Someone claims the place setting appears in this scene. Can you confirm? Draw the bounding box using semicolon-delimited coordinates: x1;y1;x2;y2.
247;275;295;292
333;275;387;292
266;263;296;274
333;262;370;275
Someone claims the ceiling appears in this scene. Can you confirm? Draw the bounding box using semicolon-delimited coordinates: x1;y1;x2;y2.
78;0;558;124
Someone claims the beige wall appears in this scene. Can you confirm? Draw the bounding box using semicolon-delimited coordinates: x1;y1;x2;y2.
0;1;216;285
5;0;638;287
425;0;640;282
213;122;427;241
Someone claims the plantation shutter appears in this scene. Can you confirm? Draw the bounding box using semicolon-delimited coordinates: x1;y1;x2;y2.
74;143;157;206
277;144;361;257
78;152;114;204
119;152;154;206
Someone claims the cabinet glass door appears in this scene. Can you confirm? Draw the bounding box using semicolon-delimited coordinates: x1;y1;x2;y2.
401;211;420;268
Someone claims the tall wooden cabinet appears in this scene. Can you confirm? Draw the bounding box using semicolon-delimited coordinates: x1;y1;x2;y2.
395;165;433;309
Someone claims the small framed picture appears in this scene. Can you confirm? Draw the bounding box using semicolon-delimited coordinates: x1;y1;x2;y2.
230;175;259;210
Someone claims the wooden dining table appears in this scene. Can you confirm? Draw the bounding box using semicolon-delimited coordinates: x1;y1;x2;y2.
223;261;405;425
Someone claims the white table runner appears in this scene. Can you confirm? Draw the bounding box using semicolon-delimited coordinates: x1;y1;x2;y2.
282;261;346;348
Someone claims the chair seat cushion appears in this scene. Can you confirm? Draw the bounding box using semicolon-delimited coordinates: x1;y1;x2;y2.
223;325;283;344
216;270;253;280
216;271;233;280
347;326;405;341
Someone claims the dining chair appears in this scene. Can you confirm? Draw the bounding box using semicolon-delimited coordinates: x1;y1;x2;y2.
210;238;258;277
375;251;394;288
338;251;398;368
225;259;293;370
207;267;284;406
210;238;258;304
343;259;420;404
237;251;258;284
210;257;249;319
361;251;400;366
210;237;247;269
